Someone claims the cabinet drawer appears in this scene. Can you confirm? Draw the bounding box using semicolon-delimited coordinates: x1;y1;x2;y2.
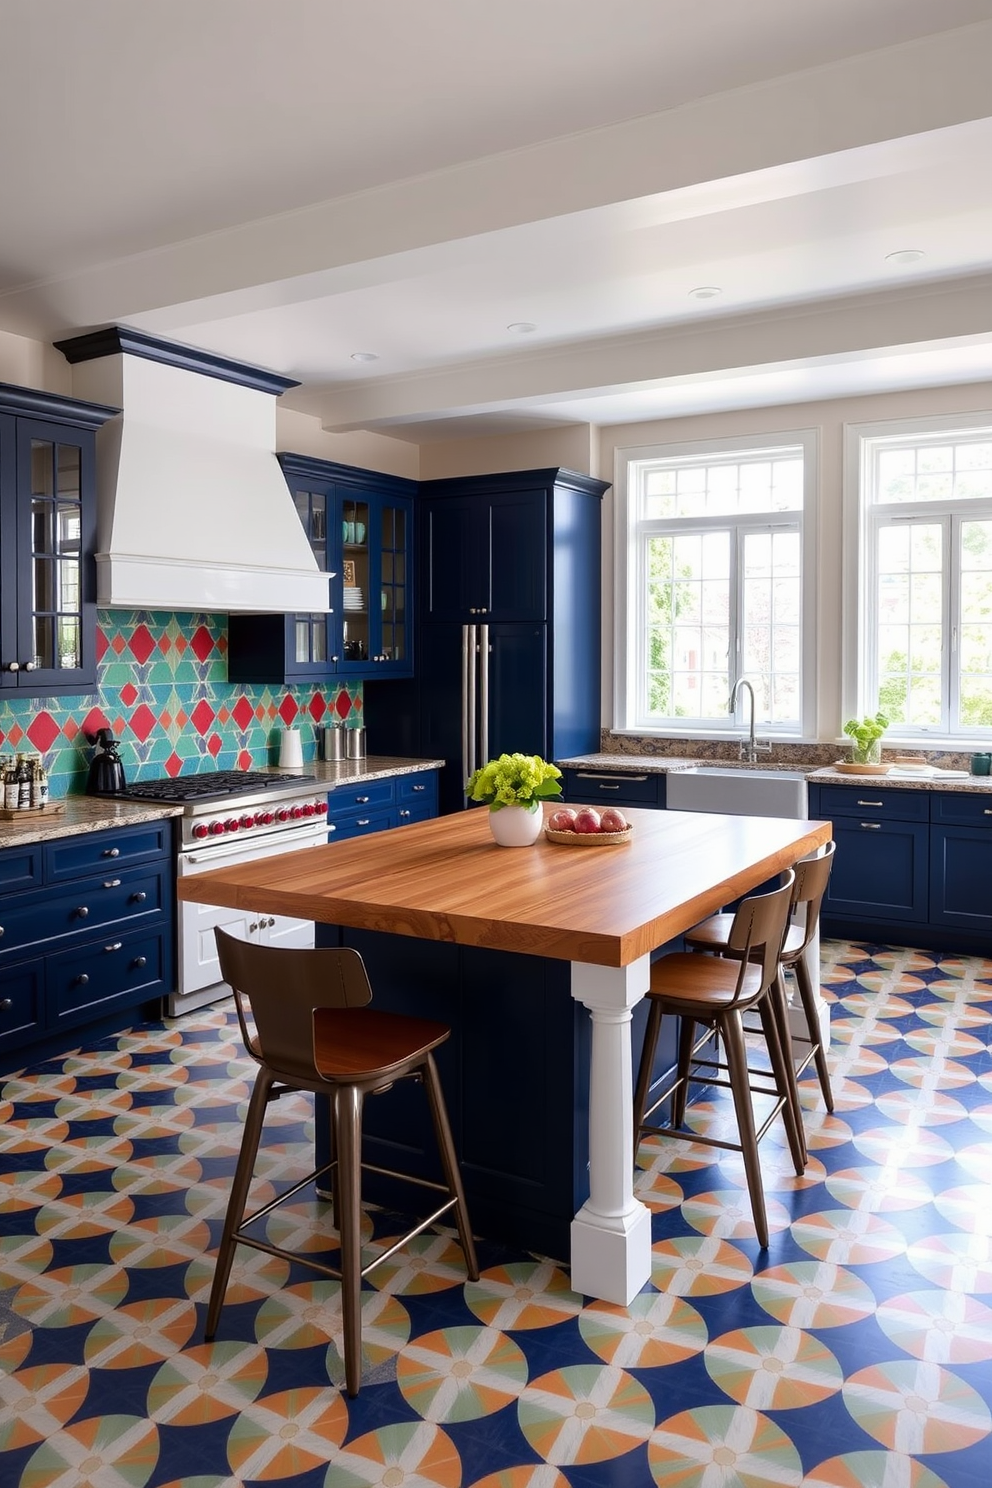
930;791;992;827
46;823;171;882
816;785;928;822
562;769;661;807
330;808;396;841
0;843;43;894
47;927;170;1029
0;961;45;1052
397;800;434;826
396;772;437;809
326;780;395;817
930;825;992;930
0;865;168;958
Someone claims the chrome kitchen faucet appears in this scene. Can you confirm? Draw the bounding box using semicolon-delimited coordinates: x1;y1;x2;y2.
729;678;772;764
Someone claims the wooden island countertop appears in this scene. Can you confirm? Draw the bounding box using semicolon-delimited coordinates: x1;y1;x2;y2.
178;804;830;1304
177;803;830;968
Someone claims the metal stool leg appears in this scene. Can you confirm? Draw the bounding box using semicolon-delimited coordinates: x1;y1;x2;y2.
205;1069;274;1341
422;1052;479;1280
333;1082;365;1399
721;1007;769;1248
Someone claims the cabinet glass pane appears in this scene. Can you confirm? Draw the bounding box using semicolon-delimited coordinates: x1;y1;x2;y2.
294;619;309;664
33;555;55;612
57;444;80;500
311;621;326;663
32;497;55;555
30;440;54;497
33;615;54;670
58;557;81;611
311;494;325;546
58;616;80;670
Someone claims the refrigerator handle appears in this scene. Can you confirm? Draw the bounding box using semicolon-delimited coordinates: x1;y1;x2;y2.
479;622;489;765
462;623;476;798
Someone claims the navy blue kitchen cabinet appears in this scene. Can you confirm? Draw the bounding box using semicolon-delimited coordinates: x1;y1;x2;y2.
324;768;438;841
365;468;608;815
809;782;992;953
561;767;666;810
228;455;416;684
929;792;992;935
0;384;116;695
0;819;175;1062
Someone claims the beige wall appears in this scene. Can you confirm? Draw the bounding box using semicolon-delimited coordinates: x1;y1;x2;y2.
419;423;598;481
0;331;72;395
597;382;992;742
275;408;420;479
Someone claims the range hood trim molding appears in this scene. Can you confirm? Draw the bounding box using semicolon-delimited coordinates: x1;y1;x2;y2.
55;326;299;398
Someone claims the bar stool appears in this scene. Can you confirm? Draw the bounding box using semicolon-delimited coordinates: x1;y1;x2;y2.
633;872;801;1248
684;842;836;1115
205;927;479;1397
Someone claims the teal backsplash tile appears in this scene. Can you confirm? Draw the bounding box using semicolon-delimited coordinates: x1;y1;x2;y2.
0;611;361;799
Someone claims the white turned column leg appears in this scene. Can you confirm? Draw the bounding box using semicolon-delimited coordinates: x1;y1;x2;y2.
570;956;653;1304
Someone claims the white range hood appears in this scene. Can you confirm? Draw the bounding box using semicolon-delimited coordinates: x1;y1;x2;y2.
56;328;330;614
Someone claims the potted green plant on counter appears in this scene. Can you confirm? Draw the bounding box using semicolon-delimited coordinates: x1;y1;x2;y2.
467;753;562;846
843;712;889;767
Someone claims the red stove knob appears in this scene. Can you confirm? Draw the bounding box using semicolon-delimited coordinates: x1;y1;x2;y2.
192;822;209;839
302;802;315;817
290;805;304;819
259;810;274;825
315;799;327;815
225;819;240;833
240;815;255;829
277;808;290;822
209;820;225;835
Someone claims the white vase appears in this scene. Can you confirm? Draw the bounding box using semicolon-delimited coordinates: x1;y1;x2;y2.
488;803;543;846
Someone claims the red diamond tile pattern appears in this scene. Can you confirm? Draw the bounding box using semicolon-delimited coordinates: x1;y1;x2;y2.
128;624;156;664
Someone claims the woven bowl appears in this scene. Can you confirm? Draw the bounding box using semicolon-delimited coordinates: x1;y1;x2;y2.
545;825;633;846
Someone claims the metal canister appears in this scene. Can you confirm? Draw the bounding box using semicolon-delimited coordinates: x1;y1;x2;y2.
323;727;345;762
345;727;366;760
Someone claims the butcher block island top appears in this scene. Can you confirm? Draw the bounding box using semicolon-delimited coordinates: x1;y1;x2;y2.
176;803;830;968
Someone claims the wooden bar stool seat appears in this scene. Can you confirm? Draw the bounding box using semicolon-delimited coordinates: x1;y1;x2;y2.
684;842;836;1115
204;927;478;1397
633;872;802;1248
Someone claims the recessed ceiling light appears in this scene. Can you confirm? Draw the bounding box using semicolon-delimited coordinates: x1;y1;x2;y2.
506;321;537;334
350;351;379;362
885;249;925;265
688;286;722;301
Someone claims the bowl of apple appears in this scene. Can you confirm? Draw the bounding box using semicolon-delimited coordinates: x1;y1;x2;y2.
545;805;633;845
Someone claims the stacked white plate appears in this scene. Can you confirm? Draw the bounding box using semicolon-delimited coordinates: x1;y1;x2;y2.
343;586;364;611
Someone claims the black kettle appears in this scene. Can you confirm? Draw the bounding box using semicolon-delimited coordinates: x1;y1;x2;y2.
86;728;128;796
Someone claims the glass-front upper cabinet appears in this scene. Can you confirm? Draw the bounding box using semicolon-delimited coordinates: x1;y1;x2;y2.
227;455;416;684
0;394;115;694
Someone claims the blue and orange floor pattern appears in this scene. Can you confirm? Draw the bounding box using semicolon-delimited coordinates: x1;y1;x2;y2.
1;939;991;1487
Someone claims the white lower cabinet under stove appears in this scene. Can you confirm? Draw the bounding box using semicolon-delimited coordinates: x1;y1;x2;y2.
175;821;326;1014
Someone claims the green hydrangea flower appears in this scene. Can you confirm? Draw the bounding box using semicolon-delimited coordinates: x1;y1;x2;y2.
466;753;563;811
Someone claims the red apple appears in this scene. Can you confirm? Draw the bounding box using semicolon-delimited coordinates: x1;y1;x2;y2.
548;808;577;831
599;807;628;833
573;807;601;834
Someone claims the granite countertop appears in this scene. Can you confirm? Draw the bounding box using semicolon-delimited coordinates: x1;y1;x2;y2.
558;752;992;795
0;756;445;847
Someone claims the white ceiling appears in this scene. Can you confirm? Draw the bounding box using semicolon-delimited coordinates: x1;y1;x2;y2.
2;0;992;442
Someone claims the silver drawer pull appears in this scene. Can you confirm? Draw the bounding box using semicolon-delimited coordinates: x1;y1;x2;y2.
356;795;370;804
357;818;370;827
102;878;121;889
104;942;122;953
0;997;12;1010
131;956;147;969
102;847;121;858
130;891;147;903
249;921;259;933
75;906;89;918
412;784;426;792
73;974;89;986
856;800;884;807
596;783;621;790
985;809;992;816
860;822;882;830
399;809;410;818
0;926;4;938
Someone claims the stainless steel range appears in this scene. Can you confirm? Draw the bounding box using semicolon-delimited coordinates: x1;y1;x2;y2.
118;770;329;1015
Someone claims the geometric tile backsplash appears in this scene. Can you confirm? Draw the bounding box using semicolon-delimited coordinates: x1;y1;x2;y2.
0;611;361;800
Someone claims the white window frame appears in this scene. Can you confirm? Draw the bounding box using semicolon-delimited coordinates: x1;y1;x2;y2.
843;411;992;746
615;430;818;739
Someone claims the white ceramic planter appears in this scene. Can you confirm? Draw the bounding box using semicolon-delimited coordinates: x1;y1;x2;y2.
488;803;543;846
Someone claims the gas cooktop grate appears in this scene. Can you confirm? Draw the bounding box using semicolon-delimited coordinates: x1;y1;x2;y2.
118;771;318;803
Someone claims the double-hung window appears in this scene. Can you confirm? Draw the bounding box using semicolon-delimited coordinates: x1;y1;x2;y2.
617;432;815;737
846;414;992;740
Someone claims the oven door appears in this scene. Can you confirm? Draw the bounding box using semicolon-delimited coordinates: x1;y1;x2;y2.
174;822;326;1014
